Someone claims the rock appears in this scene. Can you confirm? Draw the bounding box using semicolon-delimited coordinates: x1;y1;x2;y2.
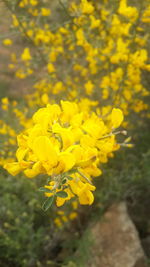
87;202;147;267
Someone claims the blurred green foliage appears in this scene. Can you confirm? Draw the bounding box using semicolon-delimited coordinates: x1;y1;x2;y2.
0;80;10;99
0;172;55;267
94;123;150;212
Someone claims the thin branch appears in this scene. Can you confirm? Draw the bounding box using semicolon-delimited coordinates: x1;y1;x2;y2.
77;169;93;185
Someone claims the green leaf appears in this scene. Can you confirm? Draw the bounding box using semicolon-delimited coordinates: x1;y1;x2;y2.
67;169;77;175
56;191;68;198
42;196;54;211
62;178;67;184
66;175;73;180
47;177;52;183
39;187;53;193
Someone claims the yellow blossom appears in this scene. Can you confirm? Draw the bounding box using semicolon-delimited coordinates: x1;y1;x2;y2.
41;8;51;16
21;48;31;61
111;108;124;129
3;39;13;46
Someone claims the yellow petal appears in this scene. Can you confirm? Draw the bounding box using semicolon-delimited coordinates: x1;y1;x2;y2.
33;109;51;130
77;148;97;167
32;136;58;165
56;197;66;207
4;162;22;176
56;188;73;207
61;101;78;123
24;161;42;178
28;124;45;149
58;152;75;172
111;108;124;128
16;147;29;162
78;189;94;205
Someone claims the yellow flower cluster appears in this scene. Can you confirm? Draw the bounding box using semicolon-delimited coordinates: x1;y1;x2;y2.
0;120;17;166
4;101;124;208
54;200;78;228
4;0;149;120
0;97;34;166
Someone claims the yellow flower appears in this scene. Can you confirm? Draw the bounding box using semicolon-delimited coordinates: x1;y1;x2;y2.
47;63;55;73
41;8;51;16
41;93;49;105
90;15;100;29
54;152;75;174
32;136;58;165
24;161;42;178
80;0;94;14
84;81;94;95
30;0;38;6
1;97;9;105
82;116;107;139
69;212;77;220
61;101;78;123
118;0;138;21
3;100;124;207
4;162;22;176
3;39;12;46
52;124;75;150
54;218;62;228
56;189;72;207
21;48;31;61
76;181;96;205
16;147;29;162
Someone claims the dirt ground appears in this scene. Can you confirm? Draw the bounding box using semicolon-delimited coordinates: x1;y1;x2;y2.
0;2;32;98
